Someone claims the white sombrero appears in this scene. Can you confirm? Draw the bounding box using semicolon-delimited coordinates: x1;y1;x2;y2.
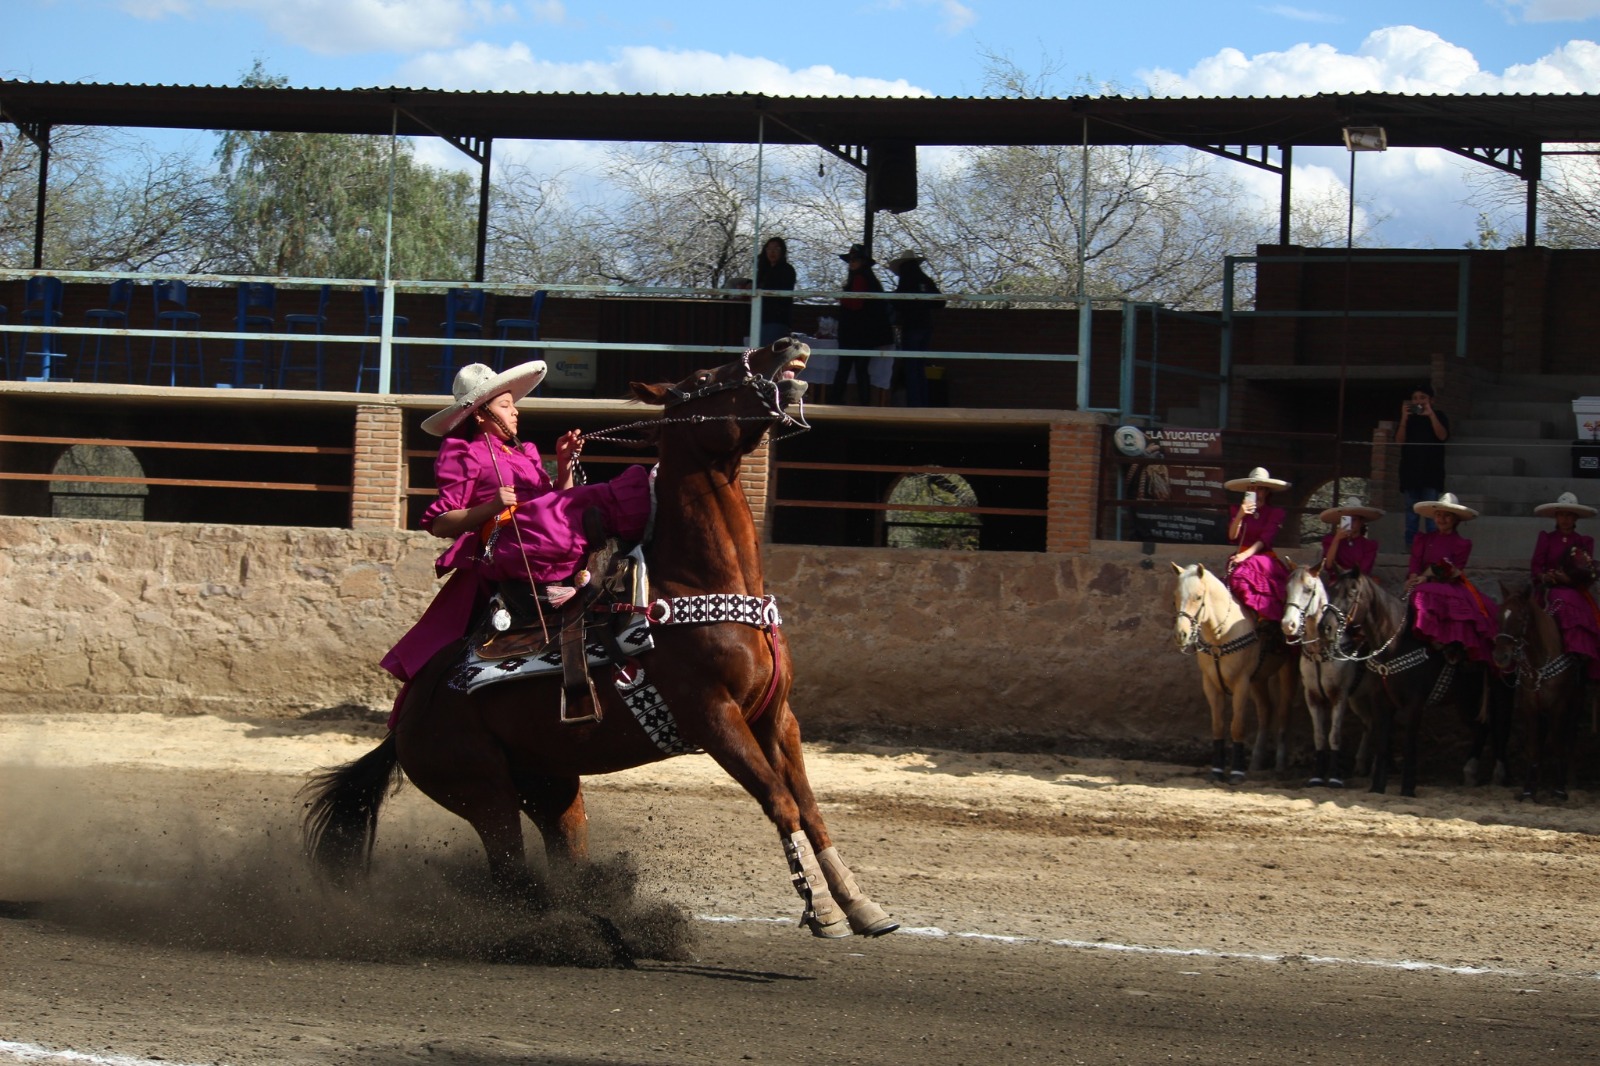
1533;491;1597;518
421;360;548;437
1412;491;1478;521
886;251;927;272
1318;495;1384;524
1222;466;1290;492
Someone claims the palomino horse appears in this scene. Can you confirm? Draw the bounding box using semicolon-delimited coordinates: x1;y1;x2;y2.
1281;565;1374;788
1171;563;1296;782
302;339;897;941
1494;583;1584;801
1322;569;1508;796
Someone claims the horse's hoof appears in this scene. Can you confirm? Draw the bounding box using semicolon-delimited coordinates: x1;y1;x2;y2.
1518;790;1533;803
1209;767;1226;783
1229;770;1247;785
1305;776;1325;788
844;900;899;937
1553;789;1569;802
805;915;854;939
1327;778;1346;789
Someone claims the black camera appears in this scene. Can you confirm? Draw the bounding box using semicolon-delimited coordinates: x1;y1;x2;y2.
1411;403;1426;415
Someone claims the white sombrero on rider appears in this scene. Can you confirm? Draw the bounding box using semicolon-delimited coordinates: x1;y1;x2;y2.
1412;491;1478;522
421;360;548;437
885;250;927;274
1533;490;1597;519
1222;467;1290;493
1318;495;1384;524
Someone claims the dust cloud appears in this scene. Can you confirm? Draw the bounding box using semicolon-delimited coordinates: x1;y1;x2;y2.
0;765;693;968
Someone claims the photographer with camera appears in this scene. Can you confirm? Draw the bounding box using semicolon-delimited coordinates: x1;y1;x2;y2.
1394;384;1451;550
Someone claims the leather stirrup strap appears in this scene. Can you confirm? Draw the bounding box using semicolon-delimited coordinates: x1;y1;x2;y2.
559;605;600;724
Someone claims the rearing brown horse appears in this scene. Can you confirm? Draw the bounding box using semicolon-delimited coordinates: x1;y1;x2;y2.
301;339;897;940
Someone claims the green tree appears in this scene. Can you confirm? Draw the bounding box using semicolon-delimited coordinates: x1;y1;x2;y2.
210;63;478;280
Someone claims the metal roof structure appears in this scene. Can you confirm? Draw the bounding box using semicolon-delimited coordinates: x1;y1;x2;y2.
3;80;1599;151
4;80;1595;272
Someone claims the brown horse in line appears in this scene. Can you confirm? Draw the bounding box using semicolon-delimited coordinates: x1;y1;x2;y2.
301;339;897;942
1494;583;1585;802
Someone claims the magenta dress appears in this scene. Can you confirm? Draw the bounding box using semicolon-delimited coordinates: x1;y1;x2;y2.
1321;532;1378;574
380;433;653;688
1408;531;1497;662
1530;529;1600;679
1226;504;1289;622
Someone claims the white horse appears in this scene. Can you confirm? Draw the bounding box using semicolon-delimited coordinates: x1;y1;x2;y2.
1172;563;1296;782
1281;565;1374;788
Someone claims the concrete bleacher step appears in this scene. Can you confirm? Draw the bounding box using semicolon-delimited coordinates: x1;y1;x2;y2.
1449;453;1524;477
1453;418;1550;439
1449;438;1581;479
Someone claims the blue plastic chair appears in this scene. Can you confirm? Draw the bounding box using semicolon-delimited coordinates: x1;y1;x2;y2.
494;289;547;371
78;278;135;383
276;285;335;390
357;285;410;393
223;282;276;388
434;287;485;390
20;275;65;380
148;279;205;387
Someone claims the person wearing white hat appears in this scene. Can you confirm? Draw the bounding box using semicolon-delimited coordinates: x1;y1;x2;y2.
1222;467;1292;622
1405;492;1497;662
379;361;653;726
1317;496;1384;574
1528;491;1600;678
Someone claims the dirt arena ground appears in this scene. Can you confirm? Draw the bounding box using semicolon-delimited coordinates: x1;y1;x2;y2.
2;711;1599;1065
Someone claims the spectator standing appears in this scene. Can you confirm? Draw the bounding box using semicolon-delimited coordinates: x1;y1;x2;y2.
755;236;796;346
1395;384;1450;549
833;243;895;405
886;251;944;407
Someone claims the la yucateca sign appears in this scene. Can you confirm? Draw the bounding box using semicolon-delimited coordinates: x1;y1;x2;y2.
1121;426;1229;544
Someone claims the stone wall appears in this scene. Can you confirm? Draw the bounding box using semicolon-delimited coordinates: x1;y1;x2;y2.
0;516;1533;762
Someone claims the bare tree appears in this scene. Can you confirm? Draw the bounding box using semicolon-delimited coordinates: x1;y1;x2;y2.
0;126;219;272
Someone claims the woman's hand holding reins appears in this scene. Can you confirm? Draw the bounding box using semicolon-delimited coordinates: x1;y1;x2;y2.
555;429;583;489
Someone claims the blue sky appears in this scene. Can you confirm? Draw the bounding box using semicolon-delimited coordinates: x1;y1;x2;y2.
7;0;1600;246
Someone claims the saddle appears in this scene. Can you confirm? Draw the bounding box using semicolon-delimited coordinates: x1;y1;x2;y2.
469;508;640;724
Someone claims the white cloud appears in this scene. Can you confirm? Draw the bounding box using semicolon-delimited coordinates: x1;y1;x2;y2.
527;0;564;23
1259;4;1342;24
937;0;977;35
1499;0;1600;22
205;0;517;55
1143;24;1600;97
398;42;931;96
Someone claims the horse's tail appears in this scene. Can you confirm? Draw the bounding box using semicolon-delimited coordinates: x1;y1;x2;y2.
299;733;402;880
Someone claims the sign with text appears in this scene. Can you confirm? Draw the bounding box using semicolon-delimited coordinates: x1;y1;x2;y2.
1129;506;1229;545
1146;426;1222;461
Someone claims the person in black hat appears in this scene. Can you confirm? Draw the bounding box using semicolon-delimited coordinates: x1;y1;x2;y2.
886;251;944;407
833;243;895;405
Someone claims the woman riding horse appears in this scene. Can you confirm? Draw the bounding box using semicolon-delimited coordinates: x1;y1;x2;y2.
1224;467;1291;623
1529;490;1600;682
1318;495;1382;575
379;361;653;726
1406;492;1497;663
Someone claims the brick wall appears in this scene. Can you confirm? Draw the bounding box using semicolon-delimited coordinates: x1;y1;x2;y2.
351;404;405;530
1047;419;1105;553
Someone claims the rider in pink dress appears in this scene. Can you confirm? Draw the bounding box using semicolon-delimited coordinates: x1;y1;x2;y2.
1406;493;1497;662
381;361;652;720
1530;491;1600;680
1224;467;1291;623
1318;495;1382;575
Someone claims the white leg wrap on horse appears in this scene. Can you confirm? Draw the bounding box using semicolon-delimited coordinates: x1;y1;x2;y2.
817;846;899;936
784;831;850;937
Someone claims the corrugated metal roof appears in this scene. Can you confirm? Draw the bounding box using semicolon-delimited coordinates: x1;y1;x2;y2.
2;80;1597;149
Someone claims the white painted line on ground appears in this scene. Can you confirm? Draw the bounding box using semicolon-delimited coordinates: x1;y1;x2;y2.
696;914;1600;981
0;1040;217;1066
